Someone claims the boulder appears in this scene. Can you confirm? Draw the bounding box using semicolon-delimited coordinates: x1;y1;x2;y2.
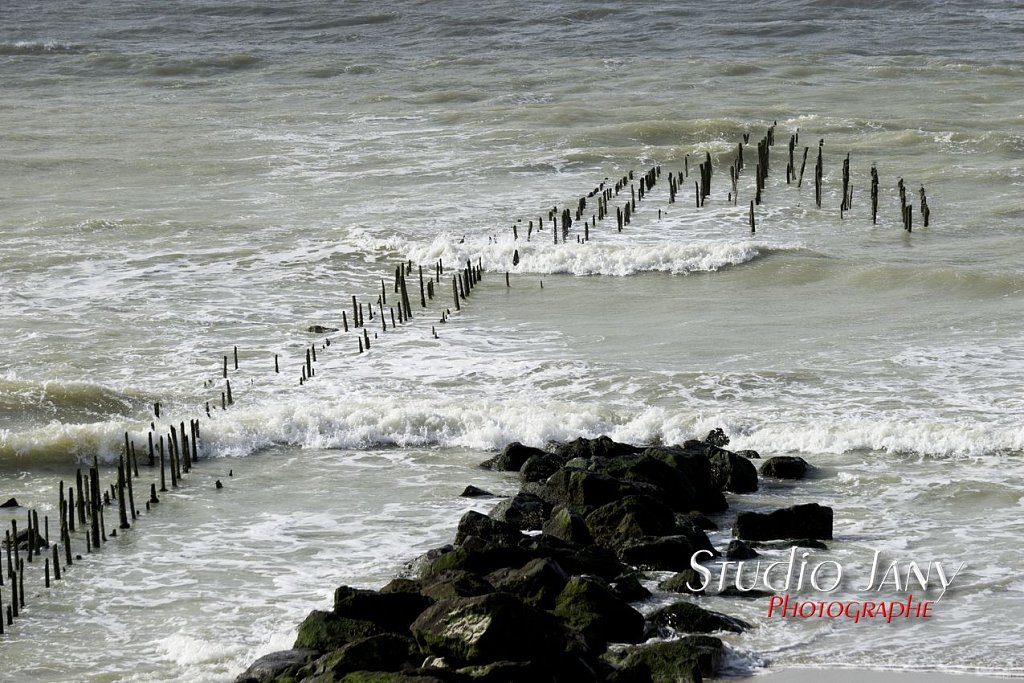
489;492;551;531
454;511;523;547
552;576;645;651
518;534;628;580
587;454;701;511
643;447;727;513
380;578;423;594
682;512;718;530
293;610;382;651
618;535;701;572
552;436;642;460
543;469;644;514
736;449;761;459
418;545;530;580
307;325;339;333
725;540;759;560
299;634;420;680
609;573;651;602
709;450;758;493
480;442;547;472
760;456;810;479
542;507;595;546
460;485;495;498
486;557;569;608
234;648;319;683
0;497;19;508
659;569;706;595
612;635;723;683
334;585;433;634
734;503;833;541
704;428;730;448
647;601;750;634
410;592;572;665
520;453;565;483
585;496;677;550
421;570;494;600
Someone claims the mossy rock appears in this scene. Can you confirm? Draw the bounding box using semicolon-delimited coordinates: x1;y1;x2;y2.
334;586;433;634
542;507;594;546
613;635;723;683
293;610;382;651
552;576;645;651
658;569;706;595
299;634;420;680
585;495;677;550
647;601;750;634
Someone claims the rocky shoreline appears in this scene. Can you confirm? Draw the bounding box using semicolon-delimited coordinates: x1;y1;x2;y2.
236;432;827;683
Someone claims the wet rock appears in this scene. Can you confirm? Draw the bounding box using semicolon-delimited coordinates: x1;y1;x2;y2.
293;610;382;651
307;325;339;333
410;592;572;665
518;534;628;581
751;538;829;551
760;455;810;479
421;570;494;600
647;601;750;634
380;578;423;594
0;497;19;508
735;503;833;541
709;450;758;493
682;511;718;531
704;428;730;448
585;495;678;549
718;586;775;599
552;576;645;651
588;454;701;512
552;435;642;460
334;585;433;634
544;469;645;514
610;635;723;683
300;634;420;680
542;506;595;546
489;492;550;531
725;540;759;560
454;510;523;547
460;485;495;498
233;648;319;683
618;535;702;572
520;453;566;483
486;557;569;608
609;573;651;602
418;544;530;581
659;569;706;595
643;447;727;513
480;442;547;472
736;449;761;459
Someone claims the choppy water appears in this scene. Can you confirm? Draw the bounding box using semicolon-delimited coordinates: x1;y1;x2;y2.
1;0;1023;680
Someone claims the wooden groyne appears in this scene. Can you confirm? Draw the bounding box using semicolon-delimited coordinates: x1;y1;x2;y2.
0;119;933;638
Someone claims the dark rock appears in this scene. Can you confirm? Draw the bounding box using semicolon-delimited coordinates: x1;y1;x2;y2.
460;485;495;498
454;510;523;547
704;428;730;448
588;454;701;512
520;453;565;483
618;535;701;572
300;634;420;680
489;492;551;531
709;450;758;493
552;435;642;460
718;586;775;599
234;648;319;683
486;557;569;608
643;447;727;513
480;442;547;472
543;469;644;514
585;496;677;549
735;503;833;541
610;573;651;602
736;449;761;459
542;507;595;546
410;592;573;665
293;610;382;651
518;534;628;580
380;578;423;594
14;527;47;551
681;511;718;530
334;585;433;634
725;540;759;560
552;576;645;651
307;325;339;333
761;455;811;479
659;570;706;595
421;570;494;600
0;497;19;508
419;544;531;579
647;601;750;634
612;635;723;683
456;660;549;683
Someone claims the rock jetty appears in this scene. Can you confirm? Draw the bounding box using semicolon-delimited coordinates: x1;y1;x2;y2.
237;432;833;683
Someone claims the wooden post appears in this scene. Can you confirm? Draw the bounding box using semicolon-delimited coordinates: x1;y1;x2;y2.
159;436;167;492
233;345;238;370
797;147;808;188
90;459;101;549
76;469;86;524
453;276;460;311
52;544;60;581
117;457;130;529
226;379;233;405
363;328;370;350
150;483;159;504
419;266;426;308
223;355;228;379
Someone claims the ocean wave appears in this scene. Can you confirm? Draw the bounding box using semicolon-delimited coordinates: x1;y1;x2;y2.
0;40;80;55
404;235;784;277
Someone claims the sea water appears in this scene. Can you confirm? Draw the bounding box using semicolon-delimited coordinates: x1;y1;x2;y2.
1;0;1023;680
